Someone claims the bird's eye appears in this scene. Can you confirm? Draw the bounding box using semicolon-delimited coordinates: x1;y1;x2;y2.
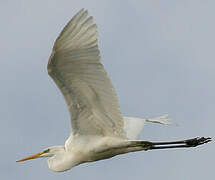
43;149;50;153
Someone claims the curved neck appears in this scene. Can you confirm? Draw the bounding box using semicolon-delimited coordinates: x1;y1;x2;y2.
47;150;81;172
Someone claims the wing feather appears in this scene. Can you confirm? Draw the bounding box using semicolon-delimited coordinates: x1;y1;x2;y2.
47;9;124;137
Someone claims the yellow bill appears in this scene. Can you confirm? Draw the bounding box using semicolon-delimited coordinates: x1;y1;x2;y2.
16;152;43;162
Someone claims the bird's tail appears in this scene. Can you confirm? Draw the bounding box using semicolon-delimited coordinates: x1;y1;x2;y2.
123;114;172;140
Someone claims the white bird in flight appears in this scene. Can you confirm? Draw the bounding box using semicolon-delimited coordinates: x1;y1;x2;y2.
17;9;211;172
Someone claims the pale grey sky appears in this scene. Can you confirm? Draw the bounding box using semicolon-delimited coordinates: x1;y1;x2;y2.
1;0;214;180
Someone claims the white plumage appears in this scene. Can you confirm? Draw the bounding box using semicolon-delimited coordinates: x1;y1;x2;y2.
48;8;124;137
17;9;211;172
124;115;172;140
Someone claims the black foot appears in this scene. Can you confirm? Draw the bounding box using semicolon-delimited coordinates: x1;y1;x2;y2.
184;137;212;147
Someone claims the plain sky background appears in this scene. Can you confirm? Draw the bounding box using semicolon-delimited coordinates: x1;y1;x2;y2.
1;0;214;179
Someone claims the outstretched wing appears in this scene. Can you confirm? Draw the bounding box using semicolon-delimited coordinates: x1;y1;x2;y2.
47;9;124;137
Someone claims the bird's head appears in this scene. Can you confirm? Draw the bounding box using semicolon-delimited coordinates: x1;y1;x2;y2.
16;146;65;162
16;146;78;172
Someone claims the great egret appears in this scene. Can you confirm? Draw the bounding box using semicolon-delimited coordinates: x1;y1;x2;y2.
17;9;211;172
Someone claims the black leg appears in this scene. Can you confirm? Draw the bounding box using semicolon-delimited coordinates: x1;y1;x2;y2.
141;137;211;151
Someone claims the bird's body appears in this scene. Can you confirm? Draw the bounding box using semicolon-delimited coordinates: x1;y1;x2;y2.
17;9;211;172
50;136;134;171
47;116;171;172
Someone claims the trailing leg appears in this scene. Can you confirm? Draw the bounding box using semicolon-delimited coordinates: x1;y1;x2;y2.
138;137;211;151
